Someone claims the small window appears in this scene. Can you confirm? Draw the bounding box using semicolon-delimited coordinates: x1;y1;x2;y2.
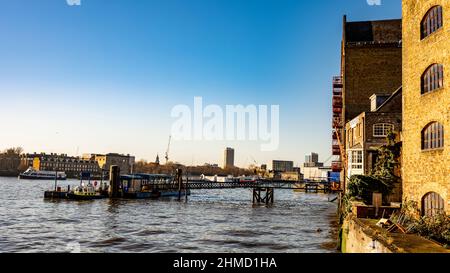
422;64;444;94
422;122;444;150
421;6;443;39
350;150;363;169
373;123;394;137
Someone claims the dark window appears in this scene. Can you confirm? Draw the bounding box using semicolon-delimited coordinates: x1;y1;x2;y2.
422;64;444;94
421;6;443;39
422;122;444;150
422;192;445;217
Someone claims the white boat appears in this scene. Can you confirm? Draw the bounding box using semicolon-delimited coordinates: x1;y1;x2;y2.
19;168;67;180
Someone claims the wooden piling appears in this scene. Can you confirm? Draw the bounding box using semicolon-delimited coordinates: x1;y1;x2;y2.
177;169;182;201
109;165;120;198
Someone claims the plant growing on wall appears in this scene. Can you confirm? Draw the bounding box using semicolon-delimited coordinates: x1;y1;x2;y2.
347;175;391;204
345;131;401;204
371;130;401;190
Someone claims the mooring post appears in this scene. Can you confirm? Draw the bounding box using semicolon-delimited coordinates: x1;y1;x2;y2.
177;169;182;201
109;165;120;198
185;175;188;202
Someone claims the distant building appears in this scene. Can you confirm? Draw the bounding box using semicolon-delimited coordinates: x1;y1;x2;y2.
279;172;303;182
223;148;235;169
22;153;101;177
84;153;135;174
304;152;324;167
302;166;332;182
271;160;294;173
204;163;219;168
22;152;136;177
305;153;319;165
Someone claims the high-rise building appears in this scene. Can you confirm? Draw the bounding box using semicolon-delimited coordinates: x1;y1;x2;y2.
271;160;294;173
305;152;319;164
304;152;322;167
223;148;235;169
402;1;449;216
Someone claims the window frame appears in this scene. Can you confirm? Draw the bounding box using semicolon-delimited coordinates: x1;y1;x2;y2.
373;123;394;137
421;122;444;150
421;6;444;40
421;64;444;94
350;150;363;170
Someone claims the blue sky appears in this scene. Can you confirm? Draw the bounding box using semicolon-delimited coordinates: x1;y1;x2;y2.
0;0;401;167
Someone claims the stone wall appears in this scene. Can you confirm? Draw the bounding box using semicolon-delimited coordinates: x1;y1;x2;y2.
342;213;450;253
343;214;394;253
402;0;450;215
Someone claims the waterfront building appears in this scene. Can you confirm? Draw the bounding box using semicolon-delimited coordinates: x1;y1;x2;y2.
270;160;294;173
345;88;402;177
84;153;135;174
336;16;402;190
223;148;235;169
344;88;403;201
402;0;449;216
22;153;101;177
21;152;136;177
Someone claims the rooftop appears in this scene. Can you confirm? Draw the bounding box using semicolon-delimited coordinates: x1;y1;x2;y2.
344;16;402;44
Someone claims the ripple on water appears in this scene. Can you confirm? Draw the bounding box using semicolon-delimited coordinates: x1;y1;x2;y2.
0;177;339;253
134;229;168;236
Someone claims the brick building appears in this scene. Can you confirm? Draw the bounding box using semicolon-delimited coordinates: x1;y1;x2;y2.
344;88;403;202
83;153;135;174
345;88;402;177
402;0;449;216
21;153;101;178
336;16;403;190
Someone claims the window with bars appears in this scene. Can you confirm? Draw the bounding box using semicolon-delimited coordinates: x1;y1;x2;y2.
422;122;444;150
422;64;444;94
373;123;394;137
421;6;443;39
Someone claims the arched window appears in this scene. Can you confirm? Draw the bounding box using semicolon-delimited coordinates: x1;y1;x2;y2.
422;122;444;150
421;6;443;39
422;64;444;94
422;192;445;217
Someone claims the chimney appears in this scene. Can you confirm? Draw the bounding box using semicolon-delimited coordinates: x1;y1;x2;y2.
370;94;391;112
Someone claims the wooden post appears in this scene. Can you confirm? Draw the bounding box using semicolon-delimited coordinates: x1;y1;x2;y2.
177;169;182;201
373;193;382;218
109;165;120;198
185;174;188;202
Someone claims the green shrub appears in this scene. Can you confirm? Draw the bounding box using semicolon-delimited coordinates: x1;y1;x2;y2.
411;214;450;245
347;175;393;204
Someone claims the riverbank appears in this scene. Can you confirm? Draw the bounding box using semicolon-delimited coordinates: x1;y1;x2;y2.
341;213;450;253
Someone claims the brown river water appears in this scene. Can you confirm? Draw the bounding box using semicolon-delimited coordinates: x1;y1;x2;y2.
0;177;338;253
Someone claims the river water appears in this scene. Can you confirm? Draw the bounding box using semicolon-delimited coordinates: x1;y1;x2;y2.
0;177;338;253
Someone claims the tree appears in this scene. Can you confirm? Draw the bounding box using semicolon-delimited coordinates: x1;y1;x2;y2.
371;130;401;196
3;147;23;155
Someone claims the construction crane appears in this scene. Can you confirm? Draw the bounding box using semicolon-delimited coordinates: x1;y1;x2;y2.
165;136;172;165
